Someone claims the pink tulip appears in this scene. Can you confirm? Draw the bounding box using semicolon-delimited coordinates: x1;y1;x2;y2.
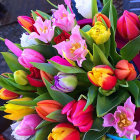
49;56;73;67
62;100;94;132
15;114;42;136
52;5;75;32
64;0;73;14
117;10;140;40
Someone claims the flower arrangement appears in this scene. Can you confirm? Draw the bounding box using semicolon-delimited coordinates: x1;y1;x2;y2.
0;0;140;140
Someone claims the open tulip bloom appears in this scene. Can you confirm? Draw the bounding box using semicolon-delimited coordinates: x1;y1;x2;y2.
0;0;140;140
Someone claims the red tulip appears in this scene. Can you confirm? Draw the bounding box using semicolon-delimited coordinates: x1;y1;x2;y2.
27;67;45;87
0;88;19;100
36;100;63;122
17;16;35;32
48;123;80;140
93;13;111;28
62;100;94;132
115;60;137;81
88;65;117;90
117;10;140;40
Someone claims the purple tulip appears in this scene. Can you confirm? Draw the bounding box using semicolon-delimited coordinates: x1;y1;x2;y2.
15;114;42;136
5;39;45;68
51;72;78;93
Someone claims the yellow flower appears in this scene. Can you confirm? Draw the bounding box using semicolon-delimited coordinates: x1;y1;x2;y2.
4;98;34;121
87;21;111;45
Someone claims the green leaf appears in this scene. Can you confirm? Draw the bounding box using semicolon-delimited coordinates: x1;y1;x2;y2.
46;110;67;122
31;10;38;20
83;127;111;140
1;52;27;72
101;0;111;17
36;120;52;130
92;0;98;19
33;93;52;102
120;35;140;61
84;85;98;111
103;0;109;5
31;63;58;75
99;87;116;96
48;60;86;74
104;38;110;58
93;44;113;68
97;89;130;117
36;10;51;19
82;25;92;32
0;106;5;111
7;100;36;106
25;44;56;59
43;79;74;106
91;117;104;132
127;81;140;107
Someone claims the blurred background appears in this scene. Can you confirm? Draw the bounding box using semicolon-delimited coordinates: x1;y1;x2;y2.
0;0;140;139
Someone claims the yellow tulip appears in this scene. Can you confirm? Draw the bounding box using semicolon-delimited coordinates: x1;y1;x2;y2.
87;21;111;45
4;98;34;121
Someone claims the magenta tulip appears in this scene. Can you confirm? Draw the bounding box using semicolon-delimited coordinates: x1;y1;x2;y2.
117;10;140;40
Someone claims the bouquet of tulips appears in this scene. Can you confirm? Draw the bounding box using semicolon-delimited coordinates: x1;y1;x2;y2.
0;0;140;139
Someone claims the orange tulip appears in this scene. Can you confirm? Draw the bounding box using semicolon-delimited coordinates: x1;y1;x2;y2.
115;60;137;81
93;13;111;28
88;65;117;90
0;88;19;100
36;100;63;122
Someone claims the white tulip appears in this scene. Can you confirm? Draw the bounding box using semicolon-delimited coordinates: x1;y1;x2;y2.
75;0;92;19
20;33;38;47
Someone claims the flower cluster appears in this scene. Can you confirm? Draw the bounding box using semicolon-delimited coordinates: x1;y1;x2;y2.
0;0;140;140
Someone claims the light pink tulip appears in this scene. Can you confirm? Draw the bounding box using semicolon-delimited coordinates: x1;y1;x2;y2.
52;5;75;32
18;49;45;68
30;17;55;43
53;25;88;67
49;56;73;67
62;100;94;132
15;114;42;136
103;97;139;139
117;10;140;40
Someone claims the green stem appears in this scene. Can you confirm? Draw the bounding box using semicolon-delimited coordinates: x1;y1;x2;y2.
0;37;5;42
46;0;58;9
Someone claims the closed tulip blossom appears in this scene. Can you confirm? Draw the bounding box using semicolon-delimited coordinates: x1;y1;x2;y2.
17;16;35;32
5;39;45;68
117;10;140;40
93;13;111;28
103;97;139;139
4;98;34;121
52;5;75;32
30;17;55;43
88;65;117;90
36;100;63;122
48;123;80;140
115;60;137;81
51;72;78;93
53;25;88;67
62;100;94;132
87;21;111;45
0;88;19;100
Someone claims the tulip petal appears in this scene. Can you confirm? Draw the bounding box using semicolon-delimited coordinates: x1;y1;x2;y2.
103;113;115;127
114;69;130;80
78;120;93;132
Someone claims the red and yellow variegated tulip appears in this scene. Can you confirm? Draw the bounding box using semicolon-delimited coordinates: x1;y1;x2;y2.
115;60;137;81
88;65;117;90
36;100;63;122
48;123;80;140
117;10;140;40
17;16;35;32
93;13;111;28
0;88;19;100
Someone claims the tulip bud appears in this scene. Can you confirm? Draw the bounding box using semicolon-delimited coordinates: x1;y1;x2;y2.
62;100;94;132
88;65;117;90
40;70;53;84
115;60;137;81
117;10;140;40
36;100;63;122
87;21;111;45
48;123;80;140
51;72;78;93
0;88;19;100
17;16;35;32
14;70;28;85
93;13;111;28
